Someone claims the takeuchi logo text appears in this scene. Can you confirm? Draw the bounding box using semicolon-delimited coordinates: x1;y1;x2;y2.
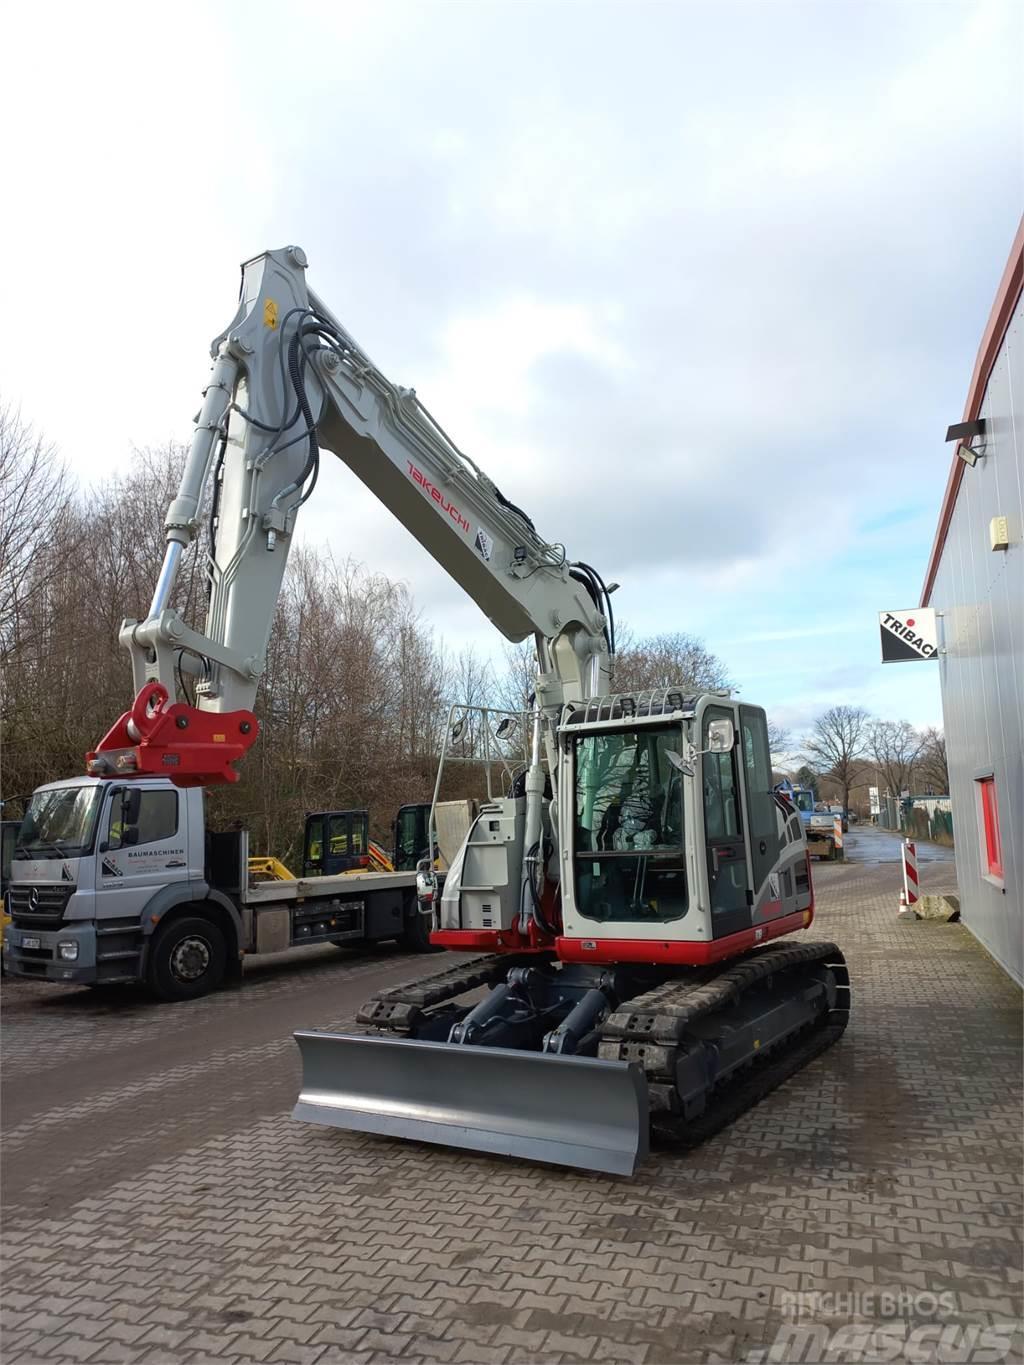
406;461;470;533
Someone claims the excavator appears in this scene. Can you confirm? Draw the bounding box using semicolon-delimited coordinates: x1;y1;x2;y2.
84;246;850;1175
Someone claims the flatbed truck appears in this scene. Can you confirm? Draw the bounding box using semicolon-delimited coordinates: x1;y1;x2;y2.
3;775;472;1000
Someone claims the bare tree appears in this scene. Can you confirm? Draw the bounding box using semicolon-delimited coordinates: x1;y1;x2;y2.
0;403;75;660
2;417;747;862
802;705;869;814
445;646;497;761
494;639;536;716
917;726;949;795
612;628;731;695
767;721;792;764
870;719;925;798
0;431;461;856
0;444;210;799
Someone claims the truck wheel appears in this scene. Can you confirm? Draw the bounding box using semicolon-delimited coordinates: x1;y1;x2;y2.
401;907;435;953
148;916;226;1002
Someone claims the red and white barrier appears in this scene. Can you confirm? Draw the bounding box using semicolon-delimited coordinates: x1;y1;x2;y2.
899;839;919;915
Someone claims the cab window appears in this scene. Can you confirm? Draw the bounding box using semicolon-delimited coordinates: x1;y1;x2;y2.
739;707;782;889
703;748;740;840
106;790;178;850
396;808;421;865
573;725;687;923
327;814;364;855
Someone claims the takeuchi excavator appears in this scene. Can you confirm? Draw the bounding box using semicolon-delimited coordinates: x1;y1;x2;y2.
85;246;850;1175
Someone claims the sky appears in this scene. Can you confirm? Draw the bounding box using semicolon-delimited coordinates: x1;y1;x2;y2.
2;0;1021;742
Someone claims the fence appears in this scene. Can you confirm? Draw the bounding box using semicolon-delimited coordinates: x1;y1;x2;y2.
878;795;954;847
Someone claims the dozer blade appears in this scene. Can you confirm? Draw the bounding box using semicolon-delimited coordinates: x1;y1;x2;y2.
293;1030;650;1176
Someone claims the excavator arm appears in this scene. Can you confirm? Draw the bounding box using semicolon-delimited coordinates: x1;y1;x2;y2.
88;245;612;787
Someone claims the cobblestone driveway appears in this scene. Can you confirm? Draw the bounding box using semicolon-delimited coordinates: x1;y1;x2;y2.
2;834;1021;1364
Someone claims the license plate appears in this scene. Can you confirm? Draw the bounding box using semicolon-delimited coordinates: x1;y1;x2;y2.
21;936;41;949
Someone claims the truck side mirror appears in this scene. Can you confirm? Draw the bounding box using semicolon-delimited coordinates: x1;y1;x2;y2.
123;788;142;825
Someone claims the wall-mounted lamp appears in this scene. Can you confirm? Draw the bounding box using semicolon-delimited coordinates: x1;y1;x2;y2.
946;417;987;468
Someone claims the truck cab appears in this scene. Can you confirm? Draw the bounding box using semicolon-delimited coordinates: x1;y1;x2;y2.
4;776;208;987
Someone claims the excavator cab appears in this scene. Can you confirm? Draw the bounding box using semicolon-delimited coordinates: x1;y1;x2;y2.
302;809;371;877
294;690;847;1177
558;694;813;957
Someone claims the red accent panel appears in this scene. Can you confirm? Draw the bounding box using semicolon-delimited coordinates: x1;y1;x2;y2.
86;682;259;788
429;928;554;954
978;777;1004;878
555;910;810;967
922;215;1024;606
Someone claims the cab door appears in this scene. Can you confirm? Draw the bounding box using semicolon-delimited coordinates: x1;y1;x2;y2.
701;706;751;938
96;785;189;920
394;805;429;872
738;706;787;921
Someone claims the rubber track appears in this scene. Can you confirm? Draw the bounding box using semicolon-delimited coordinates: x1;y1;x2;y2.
603;940;846;1040
651;1015;847;1149
600;940;850;1145
356;953;548;1034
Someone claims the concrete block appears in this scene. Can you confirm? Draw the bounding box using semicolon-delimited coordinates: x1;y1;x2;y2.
917;893;960;920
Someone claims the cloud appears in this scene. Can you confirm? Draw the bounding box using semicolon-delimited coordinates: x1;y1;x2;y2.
0;0;1018;733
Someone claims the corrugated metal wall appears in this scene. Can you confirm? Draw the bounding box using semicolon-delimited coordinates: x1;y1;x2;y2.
931;292;1023;984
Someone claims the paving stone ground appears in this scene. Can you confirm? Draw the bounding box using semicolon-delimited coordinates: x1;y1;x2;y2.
1;827;1021;1365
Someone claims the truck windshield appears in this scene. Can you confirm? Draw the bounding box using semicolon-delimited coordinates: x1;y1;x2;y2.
15;786;104;858
794;791;814;812
573;725;687;923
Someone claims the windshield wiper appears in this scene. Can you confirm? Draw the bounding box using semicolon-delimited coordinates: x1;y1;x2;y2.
17;837;66;858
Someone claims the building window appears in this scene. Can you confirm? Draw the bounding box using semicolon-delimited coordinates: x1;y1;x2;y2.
976;776;1003;880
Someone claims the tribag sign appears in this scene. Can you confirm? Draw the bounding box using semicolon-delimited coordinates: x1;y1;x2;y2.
879;608;938;663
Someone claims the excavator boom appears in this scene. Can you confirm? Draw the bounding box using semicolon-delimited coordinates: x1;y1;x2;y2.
88;247;610;788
